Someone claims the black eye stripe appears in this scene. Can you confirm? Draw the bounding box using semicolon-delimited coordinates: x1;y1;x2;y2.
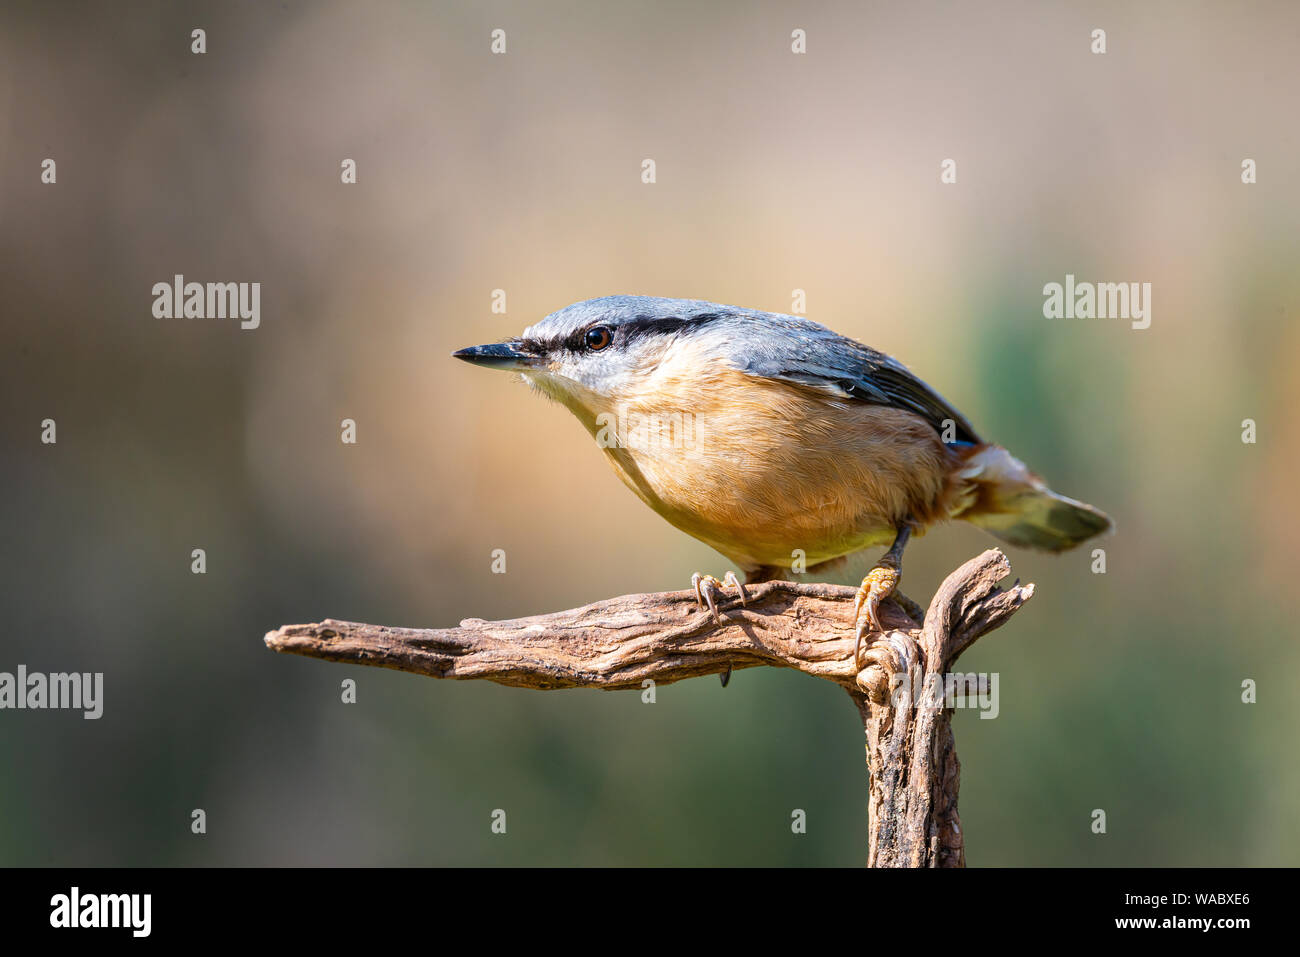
542;312;722;354
560;327;594;352
620;314;719;340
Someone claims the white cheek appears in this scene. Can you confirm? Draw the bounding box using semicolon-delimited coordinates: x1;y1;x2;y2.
552;356;587;385
556;355;624;394
522;364;603;411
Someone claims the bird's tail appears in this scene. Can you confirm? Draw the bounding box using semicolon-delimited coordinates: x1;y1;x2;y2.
953;444;1112;552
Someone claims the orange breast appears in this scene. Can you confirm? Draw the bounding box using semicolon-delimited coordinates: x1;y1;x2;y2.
587;348;960;570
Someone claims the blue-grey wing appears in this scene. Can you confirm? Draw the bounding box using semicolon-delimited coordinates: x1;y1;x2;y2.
733;317;982;444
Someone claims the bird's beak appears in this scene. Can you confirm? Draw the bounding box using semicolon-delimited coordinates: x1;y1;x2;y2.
452;339;534;370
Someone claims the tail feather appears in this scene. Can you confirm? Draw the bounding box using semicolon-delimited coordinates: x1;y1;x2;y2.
955;445;1112;552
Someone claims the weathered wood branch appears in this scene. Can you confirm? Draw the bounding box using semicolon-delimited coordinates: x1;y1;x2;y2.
855;549;1034;867
264;548;1033;866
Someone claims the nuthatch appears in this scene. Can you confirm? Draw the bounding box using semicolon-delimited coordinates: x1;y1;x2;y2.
455;296;1111;682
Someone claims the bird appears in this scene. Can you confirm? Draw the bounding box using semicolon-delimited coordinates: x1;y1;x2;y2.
454;296;1111;684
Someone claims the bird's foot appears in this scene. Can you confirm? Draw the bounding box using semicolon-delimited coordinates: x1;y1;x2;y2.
853;558;901;667
691;571;748;687
691;571;748;623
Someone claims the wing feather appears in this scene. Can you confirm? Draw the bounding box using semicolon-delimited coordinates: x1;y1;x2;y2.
733;316;981;444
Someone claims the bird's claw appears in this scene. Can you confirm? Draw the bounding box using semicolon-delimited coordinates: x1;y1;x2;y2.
691;571;747;687
691;570;748;625
853;561;900;667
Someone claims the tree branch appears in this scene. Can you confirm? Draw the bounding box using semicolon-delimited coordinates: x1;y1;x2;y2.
264;548;1034;866
264;580;916;691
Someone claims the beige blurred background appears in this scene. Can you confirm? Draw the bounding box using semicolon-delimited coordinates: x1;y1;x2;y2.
1;0;1297;864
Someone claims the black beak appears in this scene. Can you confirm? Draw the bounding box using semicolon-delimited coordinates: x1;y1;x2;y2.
452;340;533;370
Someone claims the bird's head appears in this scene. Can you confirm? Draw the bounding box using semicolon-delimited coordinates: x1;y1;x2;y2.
453;296;735;415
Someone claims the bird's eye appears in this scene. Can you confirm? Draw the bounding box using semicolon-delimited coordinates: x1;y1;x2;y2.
585;326;613;351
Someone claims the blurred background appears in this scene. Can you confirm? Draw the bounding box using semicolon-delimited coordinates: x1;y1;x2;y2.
1;0;1297;866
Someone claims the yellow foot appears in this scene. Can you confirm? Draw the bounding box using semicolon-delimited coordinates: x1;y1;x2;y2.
853;560;900;666
691;571;748;688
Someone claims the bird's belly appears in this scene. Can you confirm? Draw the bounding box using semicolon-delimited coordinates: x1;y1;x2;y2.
596;382;954;570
